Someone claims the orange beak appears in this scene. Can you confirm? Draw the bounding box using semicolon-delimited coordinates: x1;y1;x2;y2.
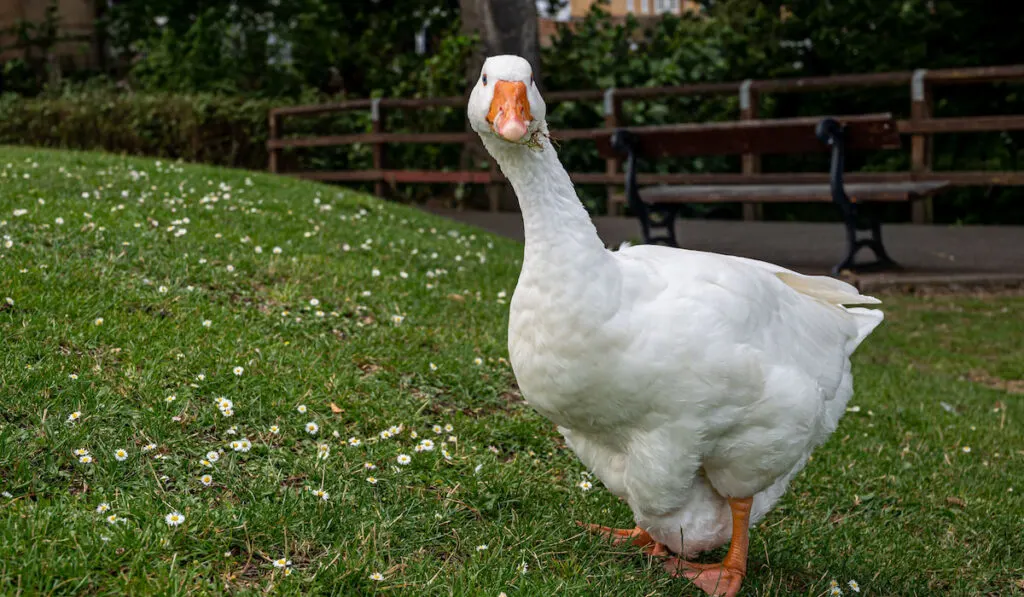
487;80;532;142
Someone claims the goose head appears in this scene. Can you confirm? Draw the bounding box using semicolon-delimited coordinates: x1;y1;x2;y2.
467;55;546;144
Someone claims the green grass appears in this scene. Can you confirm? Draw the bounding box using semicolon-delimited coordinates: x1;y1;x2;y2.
1;145;1022;596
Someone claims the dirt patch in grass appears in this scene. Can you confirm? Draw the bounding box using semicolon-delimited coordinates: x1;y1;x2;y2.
965;369;1024;394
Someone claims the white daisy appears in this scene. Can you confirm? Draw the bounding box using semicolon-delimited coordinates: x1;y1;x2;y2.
305;422;319;435
114;449;128;462
200;474;213;486
396;454;411;465
232;366;244;376
164;511;185;526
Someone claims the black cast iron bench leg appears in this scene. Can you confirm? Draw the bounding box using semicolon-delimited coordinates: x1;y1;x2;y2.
817;118;899;275
612;129;681;248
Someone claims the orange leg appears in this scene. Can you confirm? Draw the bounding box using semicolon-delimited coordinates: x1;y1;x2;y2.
663;497;753;597
577;522;669;556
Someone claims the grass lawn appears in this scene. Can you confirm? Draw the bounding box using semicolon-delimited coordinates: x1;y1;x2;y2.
1;145;1022;596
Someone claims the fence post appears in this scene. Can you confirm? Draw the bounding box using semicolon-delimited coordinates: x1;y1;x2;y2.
371;98;385;197
268;111;281;174
910;68;934;224
603;88;622;215
739;79;763;221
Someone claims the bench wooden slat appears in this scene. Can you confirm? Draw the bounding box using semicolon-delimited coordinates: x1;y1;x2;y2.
595;114;900;159
637;181;950;204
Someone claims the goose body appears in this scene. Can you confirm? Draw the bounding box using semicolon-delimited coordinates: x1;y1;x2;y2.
468;55;882;594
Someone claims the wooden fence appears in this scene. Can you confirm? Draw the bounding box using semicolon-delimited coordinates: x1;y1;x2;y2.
267;64;1024;223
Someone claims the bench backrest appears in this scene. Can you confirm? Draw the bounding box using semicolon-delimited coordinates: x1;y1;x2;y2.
594;113;900;159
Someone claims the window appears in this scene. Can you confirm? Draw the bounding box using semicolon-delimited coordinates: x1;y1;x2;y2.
626;0;635;12
641;0;649;14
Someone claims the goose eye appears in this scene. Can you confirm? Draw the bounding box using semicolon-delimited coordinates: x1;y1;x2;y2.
482;74;488;85
530;74;534;84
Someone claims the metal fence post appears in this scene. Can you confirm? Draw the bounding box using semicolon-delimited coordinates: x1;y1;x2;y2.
910;69;934;224
371;98;384;197
739;79;763;221
268;111;281;173
603;87;621;214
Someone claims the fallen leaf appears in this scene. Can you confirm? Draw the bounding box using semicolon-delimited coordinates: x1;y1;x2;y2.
447;293;465;302
330;402;343;414
946;496;966;508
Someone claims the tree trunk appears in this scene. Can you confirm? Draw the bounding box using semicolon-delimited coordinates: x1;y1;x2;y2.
459;0;541;88
459;0;541;211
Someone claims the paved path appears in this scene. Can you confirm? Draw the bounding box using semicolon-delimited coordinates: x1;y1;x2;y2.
421;207;1024;289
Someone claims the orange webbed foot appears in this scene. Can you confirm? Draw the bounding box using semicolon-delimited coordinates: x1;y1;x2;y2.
664;559;744;597
577;522;671;557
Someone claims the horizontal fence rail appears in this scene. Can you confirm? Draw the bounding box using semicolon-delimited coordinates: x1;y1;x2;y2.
266;64;1024;222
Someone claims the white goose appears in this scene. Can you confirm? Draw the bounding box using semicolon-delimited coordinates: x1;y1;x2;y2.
468;55;883;597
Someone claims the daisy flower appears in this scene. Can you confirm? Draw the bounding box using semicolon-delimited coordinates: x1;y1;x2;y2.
366;476;378;485
200;474;213;486
164;511;185;527
79;455;93;464
316;444;330;460
379;430;393;440
142;443;157;452
962;446;971;453
202;319;212;328
429;363;438;371
233;439;252;452
297;404;307;414
68;374;79;381
305;422;319;435
272;246;282;254
233;366;244;376
312;489;329;501
68;411;82;423
309;298;320;307
114;449;128;462
96;503;110;514
165;395;176;403
206;450;220;463
578;480;593;491
396;454;411;465
473;357;483;366
273;558;292;569
444;423;454;433
391;314;404;325
269;425;280;434
348;437;361;447
106;514;120;524
94;317;104;326
432;425;443;434
848;580;860;593
476;544;488;552
73;448;89;456
370;572;384;581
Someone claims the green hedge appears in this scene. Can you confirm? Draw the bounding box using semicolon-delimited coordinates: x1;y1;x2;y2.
0;93;274;170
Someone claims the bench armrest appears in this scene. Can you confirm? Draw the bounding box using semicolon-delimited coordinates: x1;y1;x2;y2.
815;118;853;217
611;129;646;216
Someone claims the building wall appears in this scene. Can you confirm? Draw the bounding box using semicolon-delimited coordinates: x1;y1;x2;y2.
0;0;98;68
569;0;701;18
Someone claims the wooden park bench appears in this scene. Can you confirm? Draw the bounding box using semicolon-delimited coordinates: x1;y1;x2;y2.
595;114;950;274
